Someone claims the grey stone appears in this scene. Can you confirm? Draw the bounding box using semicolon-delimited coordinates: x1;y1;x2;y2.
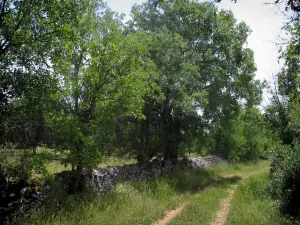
70;156;223;194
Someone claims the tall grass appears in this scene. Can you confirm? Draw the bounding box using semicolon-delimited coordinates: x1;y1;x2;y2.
169;187;229;225
8;161;271;225
227;172;294;225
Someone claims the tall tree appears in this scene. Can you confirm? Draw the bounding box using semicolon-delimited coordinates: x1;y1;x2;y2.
265;22;300;145
47;1;152;171
266;21;300;219
126;0;263;161
0;0;92;183
0;0;83;147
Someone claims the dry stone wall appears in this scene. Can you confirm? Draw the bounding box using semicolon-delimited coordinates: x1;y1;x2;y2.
59;156;223;194
0;156;222;223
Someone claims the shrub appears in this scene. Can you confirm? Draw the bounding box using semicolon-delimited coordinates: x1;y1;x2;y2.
270;144;300;219
0;146;49;183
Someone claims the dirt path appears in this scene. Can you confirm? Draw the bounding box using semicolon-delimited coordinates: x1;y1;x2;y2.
152;201;190;225
210;171;260;225
210;187;235;225
153;171;261;225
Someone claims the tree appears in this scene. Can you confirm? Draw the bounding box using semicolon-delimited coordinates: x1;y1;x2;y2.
47;1;152;171
125;0;263;162
217;0;300;14
265;22;300;145
266;21;300;219
0;0;85;147
0;0;86;182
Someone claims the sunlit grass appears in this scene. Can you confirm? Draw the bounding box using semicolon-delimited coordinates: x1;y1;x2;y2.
45;156;137;175
169;187;229;225
8;161;272;225
168;161;271;225
227;171;294;225
45;161;72;174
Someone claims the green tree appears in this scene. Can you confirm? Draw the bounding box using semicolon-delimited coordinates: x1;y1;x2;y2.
47;1;152;171
0;0;88;147
126;0;263;161
266;21;300;219
230;108;270;161
265;22;300;145
0;0;86;182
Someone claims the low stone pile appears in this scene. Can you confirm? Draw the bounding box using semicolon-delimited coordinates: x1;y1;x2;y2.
57;156;223;194
187;156;222;169
0;180;50;224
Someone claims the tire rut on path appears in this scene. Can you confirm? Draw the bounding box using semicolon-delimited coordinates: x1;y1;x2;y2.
210;172;258;225
152;201;190;225
153;172;258;225
210;187;236;225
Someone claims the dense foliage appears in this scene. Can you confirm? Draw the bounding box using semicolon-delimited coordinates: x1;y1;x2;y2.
2;0;300;223
0;0;268;183
120;0;265;162
266;20;300;219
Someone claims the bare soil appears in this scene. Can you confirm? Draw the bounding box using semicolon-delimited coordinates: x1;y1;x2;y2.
153;201;190;225
210;188;235;225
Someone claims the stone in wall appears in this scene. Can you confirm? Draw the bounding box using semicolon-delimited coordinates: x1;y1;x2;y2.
0;180;50;225
187;156;222;169
60;156;223;194
0;156;222;223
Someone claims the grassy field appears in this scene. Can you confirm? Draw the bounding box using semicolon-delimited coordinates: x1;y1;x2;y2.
226;172;294;225
0;147;137;175
46;157;137;174
7;160;292;225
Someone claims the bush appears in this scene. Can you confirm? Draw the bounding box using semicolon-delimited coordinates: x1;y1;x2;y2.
270;144;300;219
0;146;49;183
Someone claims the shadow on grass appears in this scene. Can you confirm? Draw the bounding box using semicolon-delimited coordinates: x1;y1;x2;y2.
10;167;241;225
131;167;241;197
169;168;240;192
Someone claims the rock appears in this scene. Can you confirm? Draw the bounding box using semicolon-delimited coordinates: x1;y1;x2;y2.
42;185;51;193
20;187;32;196
9;193;16;198
57;156;223;194
0;180;48;225
187;156;222;169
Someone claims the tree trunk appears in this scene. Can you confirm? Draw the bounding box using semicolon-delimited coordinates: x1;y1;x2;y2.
215;127;222;155
73;50;84;172
76;158;83;172
0;167;6;185
76;140;84;172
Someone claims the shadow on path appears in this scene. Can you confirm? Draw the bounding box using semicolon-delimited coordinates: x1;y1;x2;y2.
132;168;241;195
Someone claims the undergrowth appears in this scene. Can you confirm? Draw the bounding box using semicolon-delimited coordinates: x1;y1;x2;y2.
7;161;274;225
227;172;295;225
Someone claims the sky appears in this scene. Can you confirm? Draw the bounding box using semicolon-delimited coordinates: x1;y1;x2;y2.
106;0;289;106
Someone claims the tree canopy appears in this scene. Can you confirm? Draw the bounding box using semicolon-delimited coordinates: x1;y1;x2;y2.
0;0;268;177
122;0;264;161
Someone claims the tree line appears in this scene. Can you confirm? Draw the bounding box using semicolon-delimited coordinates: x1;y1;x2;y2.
0;0;268;174
2;0;300;221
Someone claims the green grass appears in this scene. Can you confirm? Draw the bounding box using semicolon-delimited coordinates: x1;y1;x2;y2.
169;187;229;225
8;160;275;225
0;146;136;175
168;161;270;225
226;171;294;225
46;156;137;175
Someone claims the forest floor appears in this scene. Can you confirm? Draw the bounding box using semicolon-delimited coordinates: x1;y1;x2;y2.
9;160;293;225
